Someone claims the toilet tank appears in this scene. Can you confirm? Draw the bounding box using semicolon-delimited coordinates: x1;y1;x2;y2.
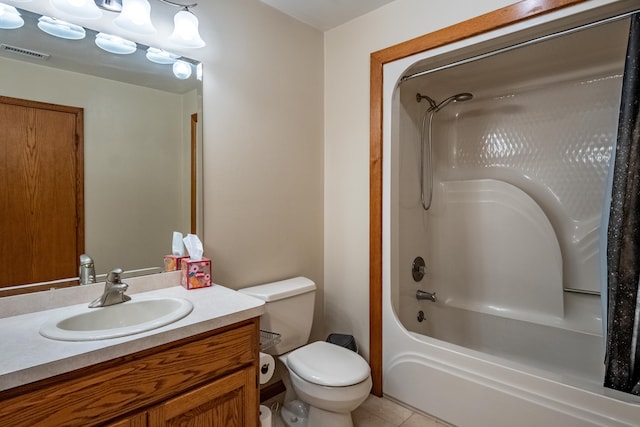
239;277;316;355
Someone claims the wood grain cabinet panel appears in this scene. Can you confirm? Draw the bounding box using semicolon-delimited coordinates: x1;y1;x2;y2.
106;412;147;427
0;318;260;427
149;366;258;427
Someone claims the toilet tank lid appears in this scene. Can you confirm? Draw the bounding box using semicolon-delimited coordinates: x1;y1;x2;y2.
238;277;316;302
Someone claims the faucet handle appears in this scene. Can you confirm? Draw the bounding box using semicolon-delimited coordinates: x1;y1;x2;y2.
79;254;96;285
106;268;124;283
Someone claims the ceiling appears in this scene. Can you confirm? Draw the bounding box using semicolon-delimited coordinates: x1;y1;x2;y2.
260;0;398;31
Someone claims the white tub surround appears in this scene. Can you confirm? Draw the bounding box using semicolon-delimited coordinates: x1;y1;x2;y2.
376;0;640;426
0;272;264;392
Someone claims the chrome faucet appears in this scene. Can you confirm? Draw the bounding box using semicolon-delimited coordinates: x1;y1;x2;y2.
79;254;96;286
89;268;131;308
416;290;437;302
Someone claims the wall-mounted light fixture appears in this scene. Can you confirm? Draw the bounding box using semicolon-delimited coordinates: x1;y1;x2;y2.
51;0;103;20
146;46;179;64
114;0;155;35
95;32;137;54
0;3;24;29
46;0;205;48
95;0;123;13
38;16;86;39
172;59;192;79
165;3;205;48
0;2;204;81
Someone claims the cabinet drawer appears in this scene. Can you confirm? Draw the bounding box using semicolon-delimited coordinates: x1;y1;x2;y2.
0;319;259;427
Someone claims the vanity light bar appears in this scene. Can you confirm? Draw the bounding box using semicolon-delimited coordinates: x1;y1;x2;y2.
0;43;50;60
2;6;201;80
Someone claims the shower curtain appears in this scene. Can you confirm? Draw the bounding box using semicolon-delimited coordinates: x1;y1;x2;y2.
604;13;640;396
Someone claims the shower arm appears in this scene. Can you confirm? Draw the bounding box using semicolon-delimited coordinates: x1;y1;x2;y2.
416;93;437;110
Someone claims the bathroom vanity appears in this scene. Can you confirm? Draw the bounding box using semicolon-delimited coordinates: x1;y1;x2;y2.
0;274;264;427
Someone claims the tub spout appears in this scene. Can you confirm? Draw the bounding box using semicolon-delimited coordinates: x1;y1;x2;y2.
416;290;437;302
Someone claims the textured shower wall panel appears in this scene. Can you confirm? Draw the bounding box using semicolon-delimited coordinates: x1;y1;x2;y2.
428;179;564;320
395;91;432;327
440;72;623;294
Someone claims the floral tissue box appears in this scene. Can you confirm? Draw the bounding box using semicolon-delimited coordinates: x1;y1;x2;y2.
163;255;190;272
180;257;212;289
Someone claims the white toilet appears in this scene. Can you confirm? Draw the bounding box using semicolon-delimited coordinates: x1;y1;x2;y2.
240;277;372;427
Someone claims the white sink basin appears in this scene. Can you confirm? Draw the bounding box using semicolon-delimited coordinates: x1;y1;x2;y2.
39;297;193;341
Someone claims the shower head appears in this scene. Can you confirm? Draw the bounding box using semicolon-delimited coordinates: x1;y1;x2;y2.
416;92;473;112
453;92;473;102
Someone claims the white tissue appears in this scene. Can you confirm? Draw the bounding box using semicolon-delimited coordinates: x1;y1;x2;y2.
172;231;185;256
259;352;275;384
183;233;203;261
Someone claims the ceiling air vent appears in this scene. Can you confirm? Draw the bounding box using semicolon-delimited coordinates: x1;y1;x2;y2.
1;44;50;60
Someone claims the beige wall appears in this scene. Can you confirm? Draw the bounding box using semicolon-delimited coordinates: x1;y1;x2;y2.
195;0;325;341
0;56;192;277
323;0;521;360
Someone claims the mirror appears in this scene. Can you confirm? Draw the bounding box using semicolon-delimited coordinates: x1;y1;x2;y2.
0;6;203;294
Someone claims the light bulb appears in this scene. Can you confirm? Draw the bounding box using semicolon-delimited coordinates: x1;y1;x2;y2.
169;9;205;49
146;47;179;65
173;60;192;80
113;0;155;35
38;16;86;40
95;32;137;54
0;3;24;29
50;0;102;20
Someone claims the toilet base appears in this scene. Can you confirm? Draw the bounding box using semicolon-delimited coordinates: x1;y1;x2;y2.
281;400;308;427
281;399;354;427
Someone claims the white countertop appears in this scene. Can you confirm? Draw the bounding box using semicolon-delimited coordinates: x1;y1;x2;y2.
0;282;265;392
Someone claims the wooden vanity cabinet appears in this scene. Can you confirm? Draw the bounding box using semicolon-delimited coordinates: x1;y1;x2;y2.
0;318;260;427
108;365;257;427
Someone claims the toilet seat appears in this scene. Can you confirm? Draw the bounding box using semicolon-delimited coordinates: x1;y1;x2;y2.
287;341;370;387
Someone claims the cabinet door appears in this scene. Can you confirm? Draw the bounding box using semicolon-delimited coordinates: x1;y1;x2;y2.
148;367;258;427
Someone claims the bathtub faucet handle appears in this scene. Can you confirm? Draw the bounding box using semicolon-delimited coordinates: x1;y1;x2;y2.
412;256;426;281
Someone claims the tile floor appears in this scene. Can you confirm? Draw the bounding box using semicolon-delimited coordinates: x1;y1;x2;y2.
264;393;453;427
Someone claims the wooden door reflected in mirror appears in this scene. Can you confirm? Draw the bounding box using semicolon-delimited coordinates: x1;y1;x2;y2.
0;96;84;291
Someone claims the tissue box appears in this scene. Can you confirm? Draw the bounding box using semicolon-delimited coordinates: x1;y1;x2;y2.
163;255;190;272
180;257;212;289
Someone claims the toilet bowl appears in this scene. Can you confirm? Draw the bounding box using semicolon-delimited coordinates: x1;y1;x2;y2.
280;341;372;427
238;278;372;427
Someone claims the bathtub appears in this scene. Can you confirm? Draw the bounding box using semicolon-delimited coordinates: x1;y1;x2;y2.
380;4;640;426
407;294;604;384
383;313;640;426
